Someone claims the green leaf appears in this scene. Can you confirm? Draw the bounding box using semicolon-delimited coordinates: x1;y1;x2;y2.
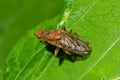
1;0;120;80
0;0;63;66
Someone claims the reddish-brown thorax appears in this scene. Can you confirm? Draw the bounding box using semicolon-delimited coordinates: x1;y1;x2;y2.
36;29;61;40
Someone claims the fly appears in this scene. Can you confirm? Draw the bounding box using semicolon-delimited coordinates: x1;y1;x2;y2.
36;27;91;59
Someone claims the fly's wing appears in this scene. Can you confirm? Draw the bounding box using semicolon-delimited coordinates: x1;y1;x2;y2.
74;33;91;59
58;32;91;57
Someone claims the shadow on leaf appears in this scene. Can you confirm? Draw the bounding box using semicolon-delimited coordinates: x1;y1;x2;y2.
45;45;90;65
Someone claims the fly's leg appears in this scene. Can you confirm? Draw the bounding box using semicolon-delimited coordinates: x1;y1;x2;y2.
69;30;72;33
61;26;66;31
54;47;60;56
63;49;71;55
74;33;78;39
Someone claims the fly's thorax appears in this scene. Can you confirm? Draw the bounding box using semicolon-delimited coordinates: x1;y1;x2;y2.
36;29;61;40
43;30;61;40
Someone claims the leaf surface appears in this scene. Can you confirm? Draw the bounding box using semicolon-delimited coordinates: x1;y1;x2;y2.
1;0;120;80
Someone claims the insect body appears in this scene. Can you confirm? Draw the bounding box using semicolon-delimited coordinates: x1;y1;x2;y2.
36;27;91;59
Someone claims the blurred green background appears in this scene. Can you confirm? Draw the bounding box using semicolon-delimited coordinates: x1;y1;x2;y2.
0;0;63;67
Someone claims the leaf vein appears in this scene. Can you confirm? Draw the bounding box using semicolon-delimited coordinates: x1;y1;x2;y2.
79;37;120;80
70;0;96;27
37;57;55;80
14;47;44;80
24;51;47;80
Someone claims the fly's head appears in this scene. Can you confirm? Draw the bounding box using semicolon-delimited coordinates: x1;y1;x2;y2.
36;29;44;39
